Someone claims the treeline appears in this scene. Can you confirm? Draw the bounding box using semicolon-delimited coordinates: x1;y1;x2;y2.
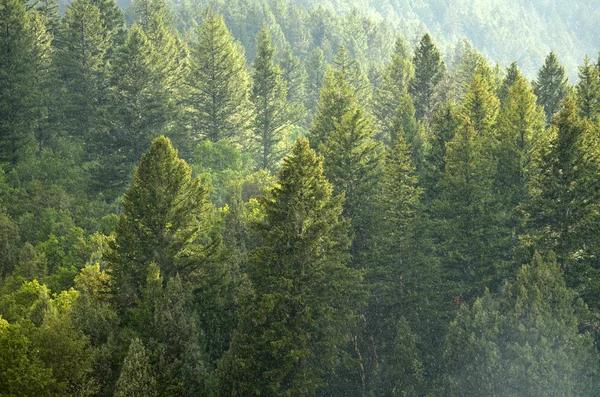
2;0;600;396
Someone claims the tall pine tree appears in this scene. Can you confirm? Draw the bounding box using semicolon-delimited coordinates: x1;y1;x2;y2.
534;52;569;125
411;33;445;121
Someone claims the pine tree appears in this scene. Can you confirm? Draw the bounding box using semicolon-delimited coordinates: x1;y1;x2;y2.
251;26;296;172
525;97;600;308
187;8;252;143
309;69;358;150
0;0;47;164
54;0;111;152
373;36;415;143
498;61;521;106
279;46;307;122
434;116;510;301
575;56;600;121
106;137;213;318
534;52;569;125
443;252;599;396
219;139;364;397
422;101;459;202
99;25;176;196
461;65;500;138
305;47;326;116
495;73;545;221
411;33;445;121
332;44;372;105
450;39;489;100
114;338;157;397
389;94;426;172
35;0;60;38
90;0;124;45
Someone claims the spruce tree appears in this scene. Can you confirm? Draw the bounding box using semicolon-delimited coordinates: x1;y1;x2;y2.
187;8;252;143
575;56;600;121
251;26;296;172
422;101;459;203
373;36;415;143
0;0;47;164
114;338;157;397
332;44;372;105
106;137;213;318
279;46;307;122
305;47;326;116
461;65;500;138
534;52;569;125
219;139;364;397
411;33;445;121
54;0;110;152
525;97;600;308
443;252;599;396
309;69;358;150
498;61;521;106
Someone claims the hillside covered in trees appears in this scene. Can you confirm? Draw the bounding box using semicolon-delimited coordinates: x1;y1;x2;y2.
2;0;600;395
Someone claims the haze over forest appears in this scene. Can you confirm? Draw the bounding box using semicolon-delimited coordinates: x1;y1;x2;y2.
2;0;600;395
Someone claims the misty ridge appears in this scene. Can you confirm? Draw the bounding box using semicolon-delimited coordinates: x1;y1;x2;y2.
1;0;600;396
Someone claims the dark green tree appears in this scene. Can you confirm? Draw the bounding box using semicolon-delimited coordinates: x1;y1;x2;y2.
251;26;296;172
106;137;213;319
219;139;364;397
498;61;521;106
534;52;569;125
187;8;251;143
411;33;445;121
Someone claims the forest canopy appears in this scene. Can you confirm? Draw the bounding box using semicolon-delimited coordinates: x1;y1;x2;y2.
1;0;600;395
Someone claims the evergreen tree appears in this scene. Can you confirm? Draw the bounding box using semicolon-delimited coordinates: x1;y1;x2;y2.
305;47;326;116
114;338;157;397
309;69;357;150
106;137;213;319
534;52;569;125
100;25;176;196
388;94;426;173
251;26;296;172
36;0;60;38
332;44;371;105
54;0;111;153
498;61;521;106
0;0;47;164
279;46;307;122
525;97;600;308
433;116;510;301
461;65;500;138
443;252;599;396
575;56;600;121
495;73;545;225
373;36;415;143
187;8;251;143
219;139;364;397
411;33;445;121
422;101;459;202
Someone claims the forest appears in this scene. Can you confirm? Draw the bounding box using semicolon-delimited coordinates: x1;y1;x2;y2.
1;0;600;395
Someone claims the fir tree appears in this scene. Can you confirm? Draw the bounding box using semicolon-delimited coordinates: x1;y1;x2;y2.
114;338;157;397
309;69;358;150
332;44;372;105
575;56;600;121
498;61;521;106
305;47;326;116
54;0;111;153
279;46;307;122
100;25;177;196
251;26;296;172
187;8;252;143
411;33;445;121
443;252;599;396
106;137;213;319
534;52;569;125
461;65;500;138
373;36;415;143
219;139;364;397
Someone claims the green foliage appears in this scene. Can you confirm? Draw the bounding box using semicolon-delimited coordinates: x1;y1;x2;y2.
106;137;213;319
575;56;600;121
114;338;157;397
411;33;445;121
534;52;569;124
443;252;598;396
220;139;364;396
187;8;252;143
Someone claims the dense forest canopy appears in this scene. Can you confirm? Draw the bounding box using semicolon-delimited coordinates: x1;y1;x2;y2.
2;0;600;395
